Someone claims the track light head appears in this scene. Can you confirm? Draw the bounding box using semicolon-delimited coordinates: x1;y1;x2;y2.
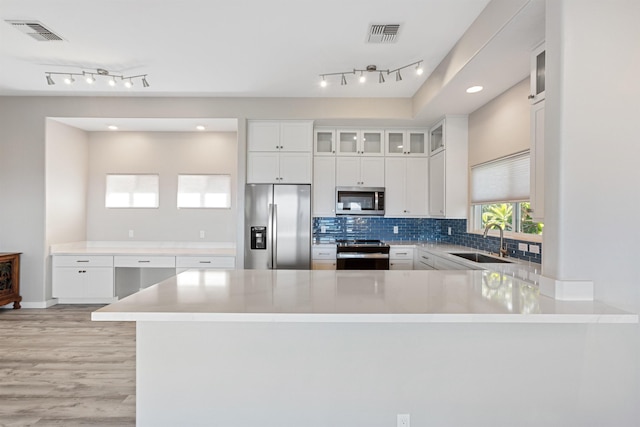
341;74;347;86
379;72;385;84
415;62;424;75
142;76;150;88
63;75;75;85
396;70;402;82
85;74;95;84
124;79;133;88
46;74;55;85
320;76;327;88
359;71;366;83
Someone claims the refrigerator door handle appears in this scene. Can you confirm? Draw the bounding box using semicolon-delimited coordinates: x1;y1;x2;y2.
272;204;278;269
267;203;274;269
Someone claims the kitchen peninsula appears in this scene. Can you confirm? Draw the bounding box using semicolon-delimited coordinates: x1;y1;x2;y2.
93;269;639;427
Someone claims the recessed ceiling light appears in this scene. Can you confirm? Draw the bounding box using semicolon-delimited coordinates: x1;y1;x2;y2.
107;125;118;130
466;85;483;93
196;125;205;131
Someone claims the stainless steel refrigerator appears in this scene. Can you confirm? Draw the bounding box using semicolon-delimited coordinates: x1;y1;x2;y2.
244;184;311;269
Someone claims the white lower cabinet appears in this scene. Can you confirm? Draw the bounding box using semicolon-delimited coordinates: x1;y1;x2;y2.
389;246;414;270
312;245;337;270
415;248;468;270
176;256;236;273
53;255;115;301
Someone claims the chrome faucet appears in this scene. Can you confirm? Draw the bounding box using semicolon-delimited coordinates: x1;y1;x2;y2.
483;223;508;258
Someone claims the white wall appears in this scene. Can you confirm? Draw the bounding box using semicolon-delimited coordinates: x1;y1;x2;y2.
44;119;89;302
86;131;237;242
544;0;640;313
468;78;530;166
45;120;89;245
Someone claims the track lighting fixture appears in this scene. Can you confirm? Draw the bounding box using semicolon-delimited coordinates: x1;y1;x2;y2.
318;60;423;88
43;68;150;89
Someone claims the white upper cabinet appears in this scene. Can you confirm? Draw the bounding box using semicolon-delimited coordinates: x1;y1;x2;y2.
314;128;336;156
312;157;336;216
530;100;545;222
429;120;445;155
385;157;428;217
336;129;384;156
247;120;313;184
428;116;468;218
336;157;384;187
248;120;313;152
385;130;428;156
529;41;545;104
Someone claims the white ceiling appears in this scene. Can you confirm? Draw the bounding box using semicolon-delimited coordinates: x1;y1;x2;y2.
0;0;545;130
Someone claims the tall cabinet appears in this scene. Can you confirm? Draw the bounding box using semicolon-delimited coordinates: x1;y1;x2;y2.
247;121;313;184
428;116;468;218
529;41;545;222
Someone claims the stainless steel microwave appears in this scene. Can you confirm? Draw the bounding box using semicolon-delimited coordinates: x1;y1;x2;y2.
335;187;385;216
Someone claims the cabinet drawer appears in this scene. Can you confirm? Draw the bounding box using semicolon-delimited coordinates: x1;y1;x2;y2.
312;246;337;260
389;259;413;270
114;256;176;268
416;252;436;269
53;255;113;268
390;247;414;259
176;256;235;269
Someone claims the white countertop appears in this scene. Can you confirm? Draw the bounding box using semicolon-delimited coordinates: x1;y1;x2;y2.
92;269;637;324
50;241;236;256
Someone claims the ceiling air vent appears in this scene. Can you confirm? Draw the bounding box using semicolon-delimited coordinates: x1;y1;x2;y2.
5;20;64;41
367;24;401;44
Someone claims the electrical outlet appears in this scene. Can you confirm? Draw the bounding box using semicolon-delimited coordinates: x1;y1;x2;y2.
128;229;134;238
397;413;410;427
518;243;528;252
320;225;327;233
393;226;399;234
199;230;205;239
448;227;452;235
529;244;540;254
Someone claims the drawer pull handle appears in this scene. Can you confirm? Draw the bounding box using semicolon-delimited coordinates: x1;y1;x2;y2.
396;252;407;255
318;252;331;255
421;256;429;260
138;260;151;263
199;261;212;264
76;260;90;263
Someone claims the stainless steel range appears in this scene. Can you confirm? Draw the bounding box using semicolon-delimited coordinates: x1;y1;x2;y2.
336;239;390;270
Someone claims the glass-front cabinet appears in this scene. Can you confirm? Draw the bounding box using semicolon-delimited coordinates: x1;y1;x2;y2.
314;128;336;155
529;41;545;104
385;130;427;156
429;121;444;154
336;129;384;156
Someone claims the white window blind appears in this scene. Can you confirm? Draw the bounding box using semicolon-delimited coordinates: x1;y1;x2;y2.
471;152;530;204
177;174;231;208
105;174;159;208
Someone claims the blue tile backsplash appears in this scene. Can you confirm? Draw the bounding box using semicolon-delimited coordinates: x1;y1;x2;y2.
313;217;542;264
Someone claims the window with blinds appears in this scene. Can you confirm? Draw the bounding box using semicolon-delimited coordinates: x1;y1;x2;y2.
177;174;231;208
105;174;159;208
470;151;543;236
471;151;530;205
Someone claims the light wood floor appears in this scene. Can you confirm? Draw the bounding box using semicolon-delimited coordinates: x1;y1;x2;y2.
0;305;136;426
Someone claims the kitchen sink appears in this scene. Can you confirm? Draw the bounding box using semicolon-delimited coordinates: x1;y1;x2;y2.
449;252;513;264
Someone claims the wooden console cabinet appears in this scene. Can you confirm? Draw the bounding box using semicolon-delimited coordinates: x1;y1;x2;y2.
0;252;21;309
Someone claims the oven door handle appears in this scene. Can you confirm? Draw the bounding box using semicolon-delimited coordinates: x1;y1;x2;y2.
336;253;390;259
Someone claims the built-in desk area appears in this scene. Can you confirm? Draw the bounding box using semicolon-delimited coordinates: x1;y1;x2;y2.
51;241;235;303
